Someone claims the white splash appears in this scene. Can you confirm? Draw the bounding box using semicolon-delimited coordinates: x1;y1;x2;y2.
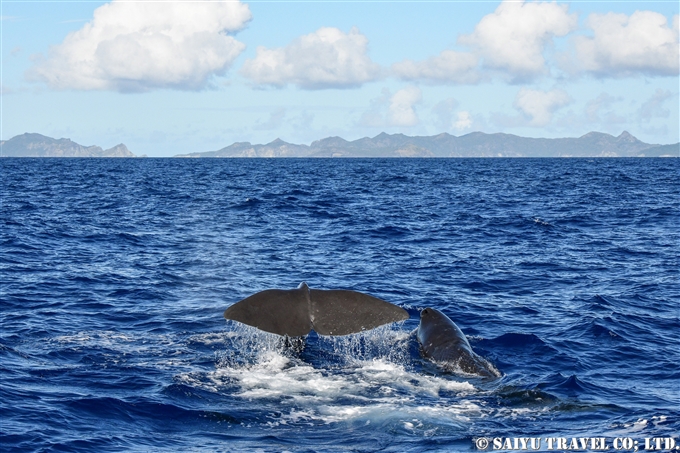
182;324;485;429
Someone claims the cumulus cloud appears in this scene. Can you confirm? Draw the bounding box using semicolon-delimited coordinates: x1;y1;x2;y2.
513;88;572;126
27;0;251;92
430;99;474;132
358;86;422;127
240;27;381;89
453;111;473;131
571;11;679;77
458;0;577;81
388;86;422;126
392;50;479;84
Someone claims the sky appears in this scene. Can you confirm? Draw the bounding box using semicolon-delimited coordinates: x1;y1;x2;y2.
1;0;678;157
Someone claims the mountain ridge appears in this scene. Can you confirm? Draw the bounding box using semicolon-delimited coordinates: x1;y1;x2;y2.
175;131;679;158
1;131;677;158
1;133;139;158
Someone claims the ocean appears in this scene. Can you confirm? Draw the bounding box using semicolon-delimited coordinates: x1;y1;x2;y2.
1;157;678;452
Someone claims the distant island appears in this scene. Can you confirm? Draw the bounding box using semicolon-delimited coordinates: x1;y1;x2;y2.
1;131;678;158
176;131;678;158
0;133;139;158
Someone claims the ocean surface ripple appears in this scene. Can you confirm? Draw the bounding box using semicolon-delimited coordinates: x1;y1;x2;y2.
1;158;679;452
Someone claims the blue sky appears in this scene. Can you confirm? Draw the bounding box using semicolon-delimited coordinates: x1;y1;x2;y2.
2;0;678;157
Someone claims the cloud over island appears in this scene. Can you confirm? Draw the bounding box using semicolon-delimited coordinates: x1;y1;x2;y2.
8;0;677;155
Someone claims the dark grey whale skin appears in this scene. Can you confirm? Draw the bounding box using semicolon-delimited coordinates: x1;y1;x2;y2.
224;282;409;337
417;308;500;379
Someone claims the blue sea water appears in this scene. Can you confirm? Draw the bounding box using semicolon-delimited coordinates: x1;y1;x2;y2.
1;157;679;453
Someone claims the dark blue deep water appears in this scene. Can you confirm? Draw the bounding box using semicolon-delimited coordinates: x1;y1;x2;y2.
1;158;679;452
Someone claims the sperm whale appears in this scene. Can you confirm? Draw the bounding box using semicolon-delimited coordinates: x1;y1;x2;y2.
417;307;500;378
224;283;499;378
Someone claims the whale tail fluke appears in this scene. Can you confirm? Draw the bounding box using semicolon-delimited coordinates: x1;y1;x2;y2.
223;285;312;337
224;282;408;337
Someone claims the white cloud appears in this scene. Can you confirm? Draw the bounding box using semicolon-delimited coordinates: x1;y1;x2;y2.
430;99;474;132
453;111;473;131
388;86;422;127
513;88;572;126
358;86;421;127
240;27;381;89
571;11;679;77
27;0;251;92
458;0;577;81
392;50;479;84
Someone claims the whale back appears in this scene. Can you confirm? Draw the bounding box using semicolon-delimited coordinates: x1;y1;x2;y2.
418;307;499;378
417;308;474;360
